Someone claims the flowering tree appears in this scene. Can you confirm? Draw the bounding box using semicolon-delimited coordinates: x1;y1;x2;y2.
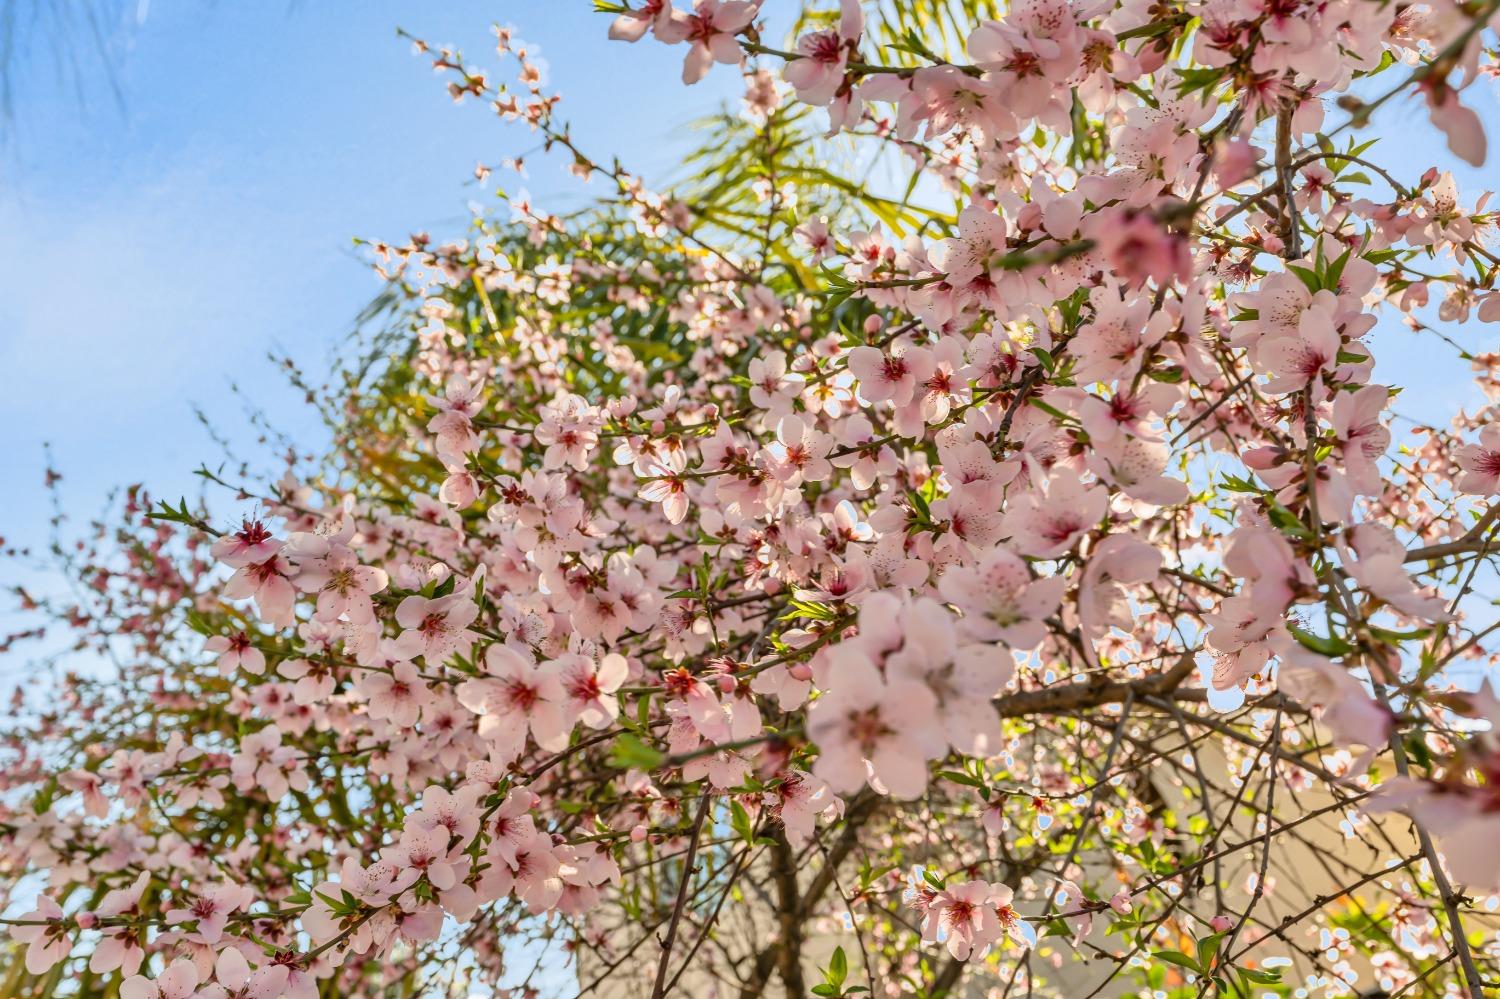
7;0;1500;996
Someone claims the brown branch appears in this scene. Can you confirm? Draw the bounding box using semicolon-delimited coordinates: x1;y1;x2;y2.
993;654;1195;718
1403;501;1500;563
651;791;714;999
770;830;807;997
1275;97;1302;261
737;790;881;998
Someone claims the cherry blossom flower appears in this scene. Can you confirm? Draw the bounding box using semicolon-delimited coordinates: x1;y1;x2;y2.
223;552;297;629
782;0;862;105
204;631;267;676
939;545;1064;648
674;0;758;85
1275;641;1390;754
288;540;388;623
553;651;628;728
165;882;254;944
807;651;945;798
457;645;570;756
393;587;481;663
922;879;1005;961
210;519;282;569
59;768;109;818
608;0;679;43
360;661;431;728
1454;424;1500;493
121;959;200;999
848;341;936;408
11;895;70;974
195;948;289;999
91;871;151;976
1003;469;1107;559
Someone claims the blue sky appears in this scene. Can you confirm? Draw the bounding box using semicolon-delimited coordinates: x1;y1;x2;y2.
0;2;755;570
3;3;1497;622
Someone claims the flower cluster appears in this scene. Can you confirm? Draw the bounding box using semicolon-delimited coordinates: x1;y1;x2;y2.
6;1;1500;997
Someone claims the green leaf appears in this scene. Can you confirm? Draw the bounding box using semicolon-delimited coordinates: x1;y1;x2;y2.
827;945;848;988
1286;264;1320;291
1220;474;1261;494
1288;624;1353;658
729;799;754;845
1195;931;1224;971
1266;502;1314;541
1369;625;1431;643
1151;949;1202;974
1324;247;1352;290
938;770;985;788
608;733;664;770
31;777;58;816
1028;397;1072;422
184;609;215;637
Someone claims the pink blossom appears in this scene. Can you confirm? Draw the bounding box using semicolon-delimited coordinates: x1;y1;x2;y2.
205;631;266;676
782;0;862;106
210;518;282;569
361;660;432;728
1003;469;1107;559
90;872;150;976
553;651;628;728
393;587;481;663
457;645;570;756
807;651;945;798
1275;641;1390;752
674;1;757;85
608;0;679;43
11;895;70;974
59;768;109;818
222;552;297;628
121;959;200;999
165;881;253;944
289;540;388;622
1454;424;1500;493
196;948;289;999
848;341;935;407
939;545;1063;648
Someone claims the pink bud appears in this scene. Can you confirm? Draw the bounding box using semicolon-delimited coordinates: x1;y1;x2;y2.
1240;446;1283;470
1214;138;1259;188
630;824;648;843
716;675;736;695
76;911;98;930
863;315;883;334
1209;915;1233;933
651;420;666;435
1015;201;1043;232
1399;282;1430;312
789;663;813;682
